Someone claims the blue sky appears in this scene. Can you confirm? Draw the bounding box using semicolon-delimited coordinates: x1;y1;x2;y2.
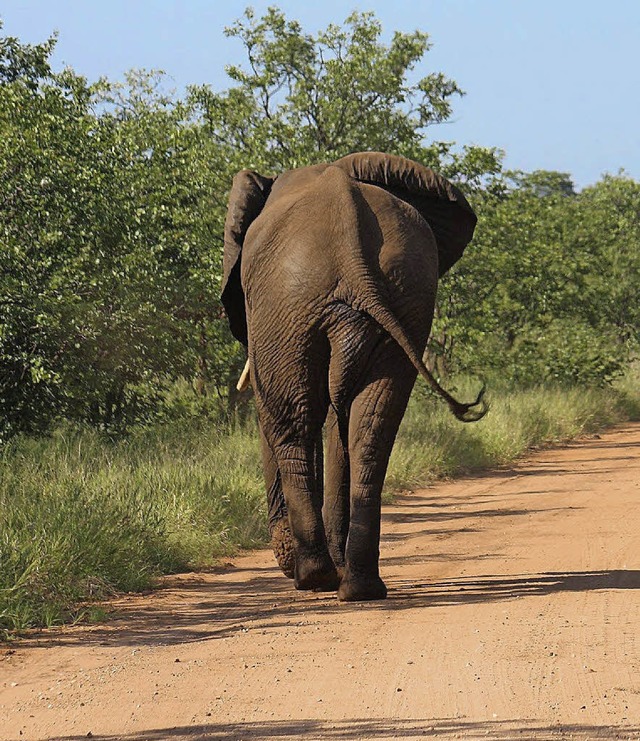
3;1;639;188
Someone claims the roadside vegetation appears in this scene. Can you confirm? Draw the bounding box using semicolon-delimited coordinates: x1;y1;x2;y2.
1;9;638;635
387;369;640;493
0;419;264;634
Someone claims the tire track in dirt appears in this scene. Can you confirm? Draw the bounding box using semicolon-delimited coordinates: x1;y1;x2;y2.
2;423;640;740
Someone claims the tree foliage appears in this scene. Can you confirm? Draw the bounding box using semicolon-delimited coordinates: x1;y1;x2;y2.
434;171;640;386
190;8;501;185
0;32;227;437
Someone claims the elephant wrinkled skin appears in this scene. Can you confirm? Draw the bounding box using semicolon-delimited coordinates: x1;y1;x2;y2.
221;152;482;601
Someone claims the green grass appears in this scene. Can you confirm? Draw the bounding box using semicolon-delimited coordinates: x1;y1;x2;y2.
2;369;639;636
0;419;266;635
386;369;640;494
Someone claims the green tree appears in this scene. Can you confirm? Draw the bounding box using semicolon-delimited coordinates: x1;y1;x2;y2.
434;170;638;386
188;6;503;401
0;32;228;437
190;7;501;184
575;174;640;348
0;30;100;437
13;8;636;440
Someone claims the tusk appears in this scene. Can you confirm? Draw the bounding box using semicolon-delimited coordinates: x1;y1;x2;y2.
236;358;251;392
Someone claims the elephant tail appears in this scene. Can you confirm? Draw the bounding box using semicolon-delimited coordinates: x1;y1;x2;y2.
352;289;487;423
325;165;487;424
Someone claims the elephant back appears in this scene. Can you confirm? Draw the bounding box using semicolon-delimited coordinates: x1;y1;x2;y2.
220;154;478;346
333;152;477;276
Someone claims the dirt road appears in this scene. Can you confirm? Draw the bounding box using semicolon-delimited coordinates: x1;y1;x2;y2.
2;424;640;740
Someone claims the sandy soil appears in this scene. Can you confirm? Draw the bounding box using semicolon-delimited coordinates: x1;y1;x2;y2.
2;423;639;741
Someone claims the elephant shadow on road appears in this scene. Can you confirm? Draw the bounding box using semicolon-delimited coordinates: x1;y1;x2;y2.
49;716;640;741
388;568;640;607
17;564;640;651
19;559;640;652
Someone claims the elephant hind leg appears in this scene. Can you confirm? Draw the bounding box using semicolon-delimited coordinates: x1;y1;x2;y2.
277;445;339;591
252;351;338;590
337;348;416;602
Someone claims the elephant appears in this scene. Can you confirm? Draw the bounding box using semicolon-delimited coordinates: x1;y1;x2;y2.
221;152;485;601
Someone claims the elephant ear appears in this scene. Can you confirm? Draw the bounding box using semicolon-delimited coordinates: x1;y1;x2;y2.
333;152;477;276
221;169;276;345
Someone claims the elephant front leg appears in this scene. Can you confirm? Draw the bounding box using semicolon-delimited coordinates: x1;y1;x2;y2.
260;425;326;581
322;407;350;577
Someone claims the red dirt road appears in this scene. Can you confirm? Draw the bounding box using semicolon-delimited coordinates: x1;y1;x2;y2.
2;423;640;740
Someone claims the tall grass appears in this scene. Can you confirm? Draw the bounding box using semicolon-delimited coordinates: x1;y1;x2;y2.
386;370;640;494
1;369;639;635
0;420;265;633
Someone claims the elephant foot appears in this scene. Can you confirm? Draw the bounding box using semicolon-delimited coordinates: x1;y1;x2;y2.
295;558;340;592
270;517;294;578
337;574;387;602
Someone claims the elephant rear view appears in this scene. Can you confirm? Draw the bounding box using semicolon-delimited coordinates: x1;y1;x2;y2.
222;153;484;601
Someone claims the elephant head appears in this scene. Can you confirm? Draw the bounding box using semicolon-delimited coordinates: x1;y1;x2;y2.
332;152;477;276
